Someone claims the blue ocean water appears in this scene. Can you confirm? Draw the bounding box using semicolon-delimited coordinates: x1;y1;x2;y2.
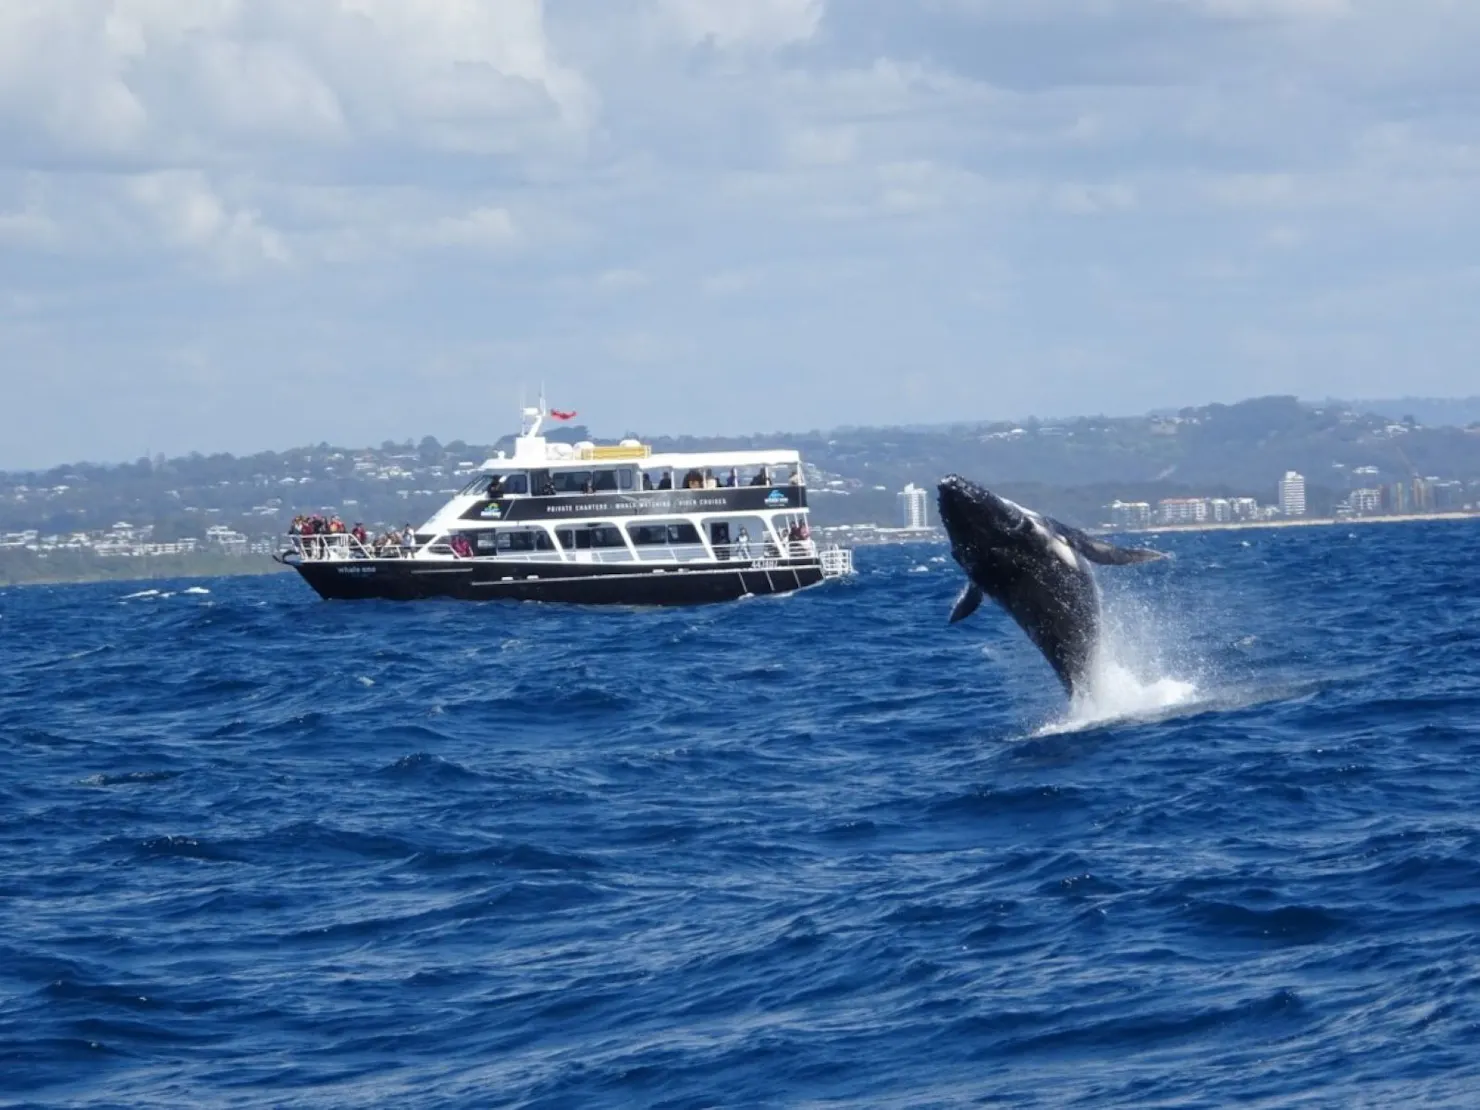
3;522;1480;1108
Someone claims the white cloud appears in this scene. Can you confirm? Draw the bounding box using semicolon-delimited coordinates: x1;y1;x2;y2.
1180;0;1352;19
596;268;649;291
421;205;518;251
701;269;762;296
0;0;594;163
0;202;55;248
127;170;291;271
784;125;858;166
657;0;822;50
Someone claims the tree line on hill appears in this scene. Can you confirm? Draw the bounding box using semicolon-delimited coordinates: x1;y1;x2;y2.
3;396;1479;543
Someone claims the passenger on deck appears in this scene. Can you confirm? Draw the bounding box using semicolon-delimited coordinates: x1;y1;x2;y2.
657;473;672;490
581;477;594;494
642;472;654;490
735;526;751;559
538;478;556;496
352;523;368;544
486;476;504;498
684;469;704;490
788;522;807;554
788;468;802;485
725;468;738;488
751;468;770;486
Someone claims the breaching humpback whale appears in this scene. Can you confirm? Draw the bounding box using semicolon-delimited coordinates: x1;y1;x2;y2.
937;474;1167;696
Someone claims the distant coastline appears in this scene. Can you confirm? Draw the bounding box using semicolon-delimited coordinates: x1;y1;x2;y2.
5;510;1477;587
1104;509;1480;536
0;552;287;588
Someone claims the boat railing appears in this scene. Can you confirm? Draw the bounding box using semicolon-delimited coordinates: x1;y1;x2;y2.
285;535;420;559
421;538;829;565
288;531;844;569
819;544;854;578
286;533;414;560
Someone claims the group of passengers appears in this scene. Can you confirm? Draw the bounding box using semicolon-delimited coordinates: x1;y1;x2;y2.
717;518;811;561
290;514;346;537
289;514;416;559
654;466;802;491
773;518;811;557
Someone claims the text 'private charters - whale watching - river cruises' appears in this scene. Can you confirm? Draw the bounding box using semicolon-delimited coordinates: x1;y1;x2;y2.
278;404;855;604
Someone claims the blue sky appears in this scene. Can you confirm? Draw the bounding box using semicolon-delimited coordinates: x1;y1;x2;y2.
2;0;1477;468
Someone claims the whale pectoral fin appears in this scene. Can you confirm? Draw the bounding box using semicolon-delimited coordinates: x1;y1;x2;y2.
1052;520;1167;566
1078;539;1166;565
948;582;985;624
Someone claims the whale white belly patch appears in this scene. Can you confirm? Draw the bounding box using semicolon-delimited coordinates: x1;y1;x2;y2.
1029;516;1080;570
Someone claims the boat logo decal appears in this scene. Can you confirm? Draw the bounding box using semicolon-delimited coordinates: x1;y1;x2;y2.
765;490;790;506
479;502;503;519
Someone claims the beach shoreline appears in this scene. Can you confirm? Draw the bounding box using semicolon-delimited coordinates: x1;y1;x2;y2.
1104;510;1480;536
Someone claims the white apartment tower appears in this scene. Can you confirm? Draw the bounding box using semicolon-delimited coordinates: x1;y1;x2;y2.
1278;471;1307;517
898;483;929;529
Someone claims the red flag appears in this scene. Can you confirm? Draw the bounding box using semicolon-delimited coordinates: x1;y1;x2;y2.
550;409;577;421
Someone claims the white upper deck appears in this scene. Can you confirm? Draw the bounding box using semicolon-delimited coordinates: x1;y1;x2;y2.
475;407;801;475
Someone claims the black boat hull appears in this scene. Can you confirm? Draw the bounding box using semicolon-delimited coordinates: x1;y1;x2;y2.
286;557;828;604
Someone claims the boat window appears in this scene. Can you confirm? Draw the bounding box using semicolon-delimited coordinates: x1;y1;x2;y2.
474;530;498;552
496;528;554;552
556;524;624;550
627;522;701;546
592;469;619;492
502;472;529;495
551;470;594;494
616;468;634;490
530;469;554;496
459;475;489;496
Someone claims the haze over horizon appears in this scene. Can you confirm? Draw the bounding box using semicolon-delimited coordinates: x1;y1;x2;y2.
4;1;1478;470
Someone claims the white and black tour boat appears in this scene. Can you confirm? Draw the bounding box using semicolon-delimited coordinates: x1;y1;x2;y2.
278;406;854;604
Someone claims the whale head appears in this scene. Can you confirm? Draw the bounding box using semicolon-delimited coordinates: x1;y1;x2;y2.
936;473;1167;695
937;473;1037;575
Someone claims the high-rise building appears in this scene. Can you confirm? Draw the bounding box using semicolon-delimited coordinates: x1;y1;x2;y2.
898;483;929;529
1433;480;1465;510
1108;500;1152;529
1383;482;1409;514
1349;488;1381;515
1278;471;1306;516
1157;498;1209;525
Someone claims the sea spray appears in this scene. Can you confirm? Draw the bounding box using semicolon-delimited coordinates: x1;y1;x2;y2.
1036;577;1204;734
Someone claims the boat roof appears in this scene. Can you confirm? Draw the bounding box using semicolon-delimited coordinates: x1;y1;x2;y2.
477;440;800;473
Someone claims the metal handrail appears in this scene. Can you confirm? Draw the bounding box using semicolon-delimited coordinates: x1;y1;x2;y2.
286;533;414;560
286;530;841;570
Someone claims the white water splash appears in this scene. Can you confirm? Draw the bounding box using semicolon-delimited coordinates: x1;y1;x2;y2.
1040;658;1200;734
1035;589;1203;735
120;589;161;600
183;586;210;595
